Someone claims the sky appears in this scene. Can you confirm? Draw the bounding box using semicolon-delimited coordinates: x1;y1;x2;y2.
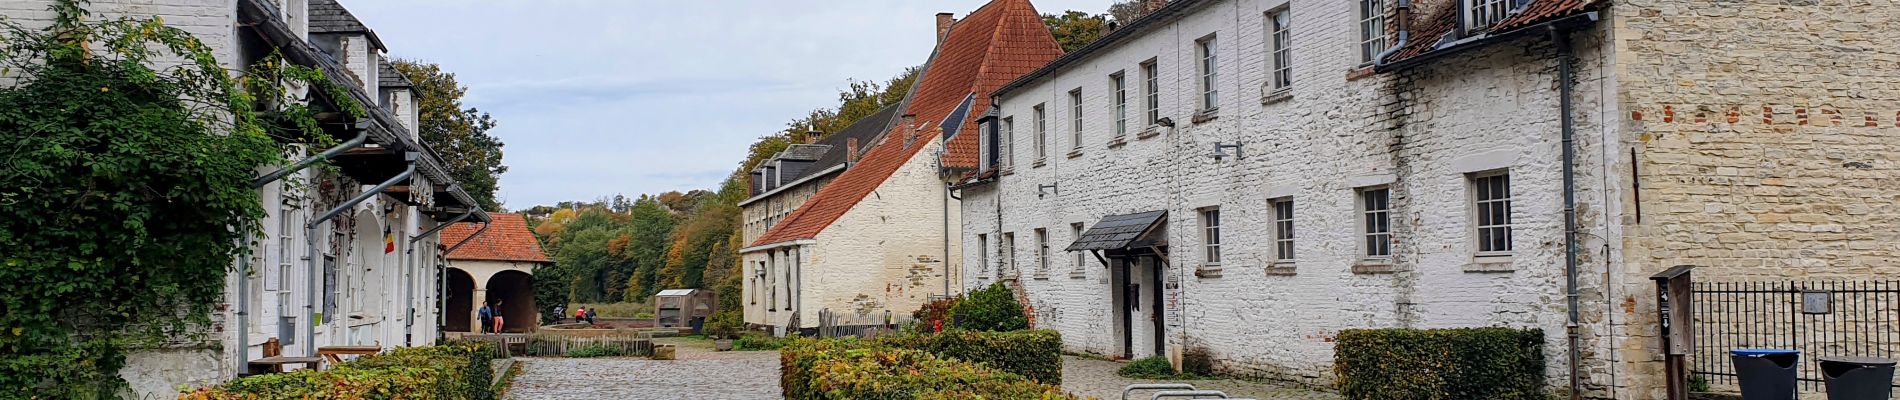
349;0;1109;209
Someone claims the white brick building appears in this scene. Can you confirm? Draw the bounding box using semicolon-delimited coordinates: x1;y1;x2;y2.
958;0;1900;396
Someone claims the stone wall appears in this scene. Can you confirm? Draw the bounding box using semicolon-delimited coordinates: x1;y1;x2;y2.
1608;0;1900;396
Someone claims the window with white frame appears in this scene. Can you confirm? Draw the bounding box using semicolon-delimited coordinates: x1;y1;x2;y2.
1200;208;1222;264
1035;228;1050;274
1196;35;1219;111
1270;198;1295;261
1032;105;1047;161
1141;60;1160;126
1359;0;1385;64
1002;117;1015;168
1473;172;1513;254
1361;187;1392;258
977;233;989;273
1111;72;1128;136
1003;232;1017;276
1071;223;1086;270
1267;8;1292;90
1466;0;1510;31
275;204;294;292
1069;89;1084;149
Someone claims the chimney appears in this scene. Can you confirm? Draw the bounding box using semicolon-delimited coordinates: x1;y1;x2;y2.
846;138;861;165
936;13;955;42
806;131;823;144
902;114;918;149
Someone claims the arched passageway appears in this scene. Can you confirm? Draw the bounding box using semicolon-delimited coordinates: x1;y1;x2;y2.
445;268;474;332
485;270;536;333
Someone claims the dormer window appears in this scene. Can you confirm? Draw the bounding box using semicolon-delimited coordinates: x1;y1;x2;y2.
1465;0;1511;32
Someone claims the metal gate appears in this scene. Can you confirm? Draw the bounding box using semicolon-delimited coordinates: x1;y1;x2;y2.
1689;279;1900;391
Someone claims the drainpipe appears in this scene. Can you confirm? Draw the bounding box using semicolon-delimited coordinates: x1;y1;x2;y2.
1370;0;1413;69
440;218;489;339
402;210;470;346
305;154;417;357
233;130;370;375
1550;26;1583;400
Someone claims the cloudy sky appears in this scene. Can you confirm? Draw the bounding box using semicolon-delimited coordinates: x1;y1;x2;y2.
349;0;1108;209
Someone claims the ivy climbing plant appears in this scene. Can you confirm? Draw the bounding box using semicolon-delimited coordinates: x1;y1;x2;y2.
0;1;354;397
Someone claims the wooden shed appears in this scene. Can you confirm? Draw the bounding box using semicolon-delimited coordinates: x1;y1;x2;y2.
653;289;716;328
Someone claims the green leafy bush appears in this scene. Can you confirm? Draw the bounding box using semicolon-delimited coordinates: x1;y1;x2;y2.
179;343;499;400
780;339;1078;400
565;343;630;358
734;333;790;351
877;329;1064;384
950;283;1028;332
1334;327;1546;400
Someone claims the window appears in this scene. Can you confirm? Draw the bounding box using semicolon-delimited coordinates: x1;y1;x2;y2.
1196;36;1219;110
1071;223;1086;270
1035;228;1050;273
1111;73;1128;136
1473;172;1513;254
274;205;294;292
1002;232;1017;276
1002;117;1015;168
1359;0;1386;64
1069;89;1084;149
1141;61;1160;126
1361;188;1392;258
1200;208;1222;264
1032;105;1047;161
1267;9;1292;90
1270;199;1295;261
977;233;989;272
1466;0;1509;31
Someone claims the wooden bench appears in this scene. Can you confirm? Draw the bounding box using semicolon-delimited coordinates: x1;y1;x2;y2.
317;345;383;364
247;356;323;374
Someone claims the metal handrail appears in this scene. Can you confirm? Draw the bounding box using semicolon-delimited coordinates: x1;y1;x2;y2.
1123;384;1198;400
1151;390;1229;399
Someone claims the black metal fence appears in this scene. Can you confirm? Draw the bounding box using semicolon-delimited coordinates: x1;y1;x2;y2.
1689;280;1900;391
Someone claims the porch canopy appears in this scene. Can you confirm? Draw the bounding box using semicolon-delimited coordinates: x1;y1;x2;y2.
1067;211;1168;266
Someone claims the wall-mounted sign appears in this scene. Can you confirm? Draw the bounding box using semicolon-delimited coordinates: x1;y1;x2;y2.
1802;290;1831;314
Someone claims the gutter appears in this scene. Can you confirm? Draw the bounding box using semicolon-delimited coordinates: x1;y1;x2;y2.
991;0;1220;99
304;154;417;357
1370;0;1414;70
739;239;817;254
1375;12;1598;72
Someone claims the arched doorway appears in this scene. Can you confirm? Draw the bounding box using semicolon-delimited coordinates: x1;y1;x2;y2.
445;268;474;332
485;270;535;333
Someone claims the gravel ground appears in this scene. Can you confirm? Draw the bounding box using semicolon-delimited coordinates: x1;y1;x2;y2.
503;338;781;400
1060;356;1341;400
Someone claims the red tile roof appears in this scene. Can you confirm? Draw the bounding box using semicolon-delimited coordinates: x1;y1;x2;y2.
1388;0;1602;63
442;213;551;263
750;0;1061;248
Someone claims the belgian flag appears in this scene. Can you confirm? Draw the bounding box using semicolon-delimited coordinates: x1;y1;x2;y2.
384;223;396;254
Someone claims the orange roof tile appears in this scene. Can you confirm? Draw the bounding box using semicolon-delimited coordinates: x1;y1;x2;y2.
442;213;551;263
750;0;1061;247
1388;0;1602;63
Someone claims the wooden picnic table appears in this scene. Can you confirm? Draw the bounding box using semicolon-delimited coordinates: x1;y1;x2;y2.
317;345;383;364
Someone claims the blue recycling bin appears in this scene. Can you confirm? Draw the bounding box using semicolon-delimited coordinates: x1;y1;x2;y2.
1732;349;1801;400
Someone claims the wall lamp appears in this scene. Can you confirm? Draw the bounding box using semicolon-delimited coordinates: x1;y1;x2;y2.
1038;183;1059;198
1156;117;1176;128
1211;142;1245;162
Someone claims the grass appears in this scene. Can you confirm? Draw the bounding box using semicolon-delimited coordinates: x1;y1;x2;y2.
493;360;523;396
569;301;653;319
1118;355;1212;380
565;344;629;358
732;334;790;351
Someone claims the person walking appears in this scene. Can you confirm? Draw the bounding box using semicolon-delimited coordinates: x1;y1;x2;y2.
477;302;493;334
553;305;566;323
492;300;506;333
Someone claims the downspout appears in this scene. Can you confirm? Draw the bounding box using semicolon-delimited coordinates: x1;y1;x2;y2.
440;217;489;339
1370;0;1413;69
233;131;370;375
305;154;417;357
402;210;472;346
1551;26;1583;400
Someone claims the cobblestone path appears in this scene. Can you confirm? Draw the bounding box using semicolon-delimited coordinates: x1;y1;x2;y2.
1060;356;1341;400
503;338;781;400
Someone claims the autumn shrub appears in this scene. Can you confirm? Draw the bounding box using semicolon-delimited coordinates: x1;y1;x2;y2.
877;329;1064;384
734;333;790;351
950;283;1028;332
1333;327;1546;400
780;338;1078;400
911;297;962;333
179;343;499;400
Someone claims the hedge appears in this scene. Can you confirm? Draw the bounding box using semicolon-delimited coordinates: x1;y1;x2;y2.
875;329;1063;384
1334;327;1546;400
780;339;1077;400
178;342;499;400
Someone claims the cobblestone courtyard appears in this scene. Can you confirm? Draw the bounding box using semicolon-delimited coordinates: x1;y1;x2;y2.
502;338;1335;399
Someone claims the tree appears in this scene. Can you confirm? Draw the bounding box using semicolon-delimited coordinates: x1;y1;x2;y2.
1043;11;1108;52
1108;0;1164;25
392;59;508;211
622;196;675;298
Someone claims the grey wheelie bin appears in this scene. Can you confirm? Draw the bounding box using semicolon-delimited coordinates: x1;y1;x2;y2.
1732;349;1800;400
1818;356;1895;400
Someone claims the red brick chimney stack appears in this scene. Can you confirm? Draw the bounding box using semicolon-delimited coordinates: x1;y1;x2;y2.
937;13;956;43
846;137;861;164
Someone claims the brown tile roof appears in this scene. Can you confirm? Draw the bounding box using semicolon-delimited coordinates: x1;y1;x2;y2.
442;213;551;263
1387;0;1602;63
750;0;1061;248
